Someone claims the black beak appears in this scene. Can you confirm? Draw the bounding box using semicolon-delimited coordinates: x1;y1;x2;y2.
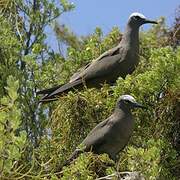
144;19;158;24
133;102;147;109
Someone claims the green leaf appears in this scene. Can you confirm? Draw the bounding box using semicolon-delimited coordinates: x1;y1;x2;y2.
6;76;19;101
1;97;10;106
0;111;7;123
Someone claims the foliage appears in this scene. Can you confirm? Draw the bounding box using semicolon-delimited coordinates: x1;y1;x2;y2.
0;1;179;179
168;6;180;47
42;45;179;179
62;153;115;179
126;139;177;179
0;76;26;177
0;0;75;147
0;17;21;98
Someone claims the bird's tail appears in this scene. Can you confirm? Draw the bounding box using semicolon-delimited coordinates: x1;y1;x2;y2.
64;149;83;167
55;149;83;174
39;79;84;103
36;84;62;95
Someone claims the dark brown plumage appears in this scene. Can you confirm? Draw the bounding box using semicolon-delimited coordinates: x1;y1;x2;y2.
65;95;145;164
37;13;157;103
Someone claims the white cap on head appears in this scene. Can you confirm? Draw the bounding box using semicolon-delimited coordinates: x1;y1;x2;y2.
119;95;136;103
129;12;146;19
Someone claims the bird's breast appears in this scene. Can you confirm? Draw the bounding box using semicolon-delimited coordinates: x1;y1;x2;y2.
117;47;139;77
110;115;134;145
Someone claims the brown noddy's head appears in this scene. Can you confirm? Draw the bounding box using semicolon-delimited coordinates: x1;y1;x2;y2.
128;12;158;27
117;95;146;109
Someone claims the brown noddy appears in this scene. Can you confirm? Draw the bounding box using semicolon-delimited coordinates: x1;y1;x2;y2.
37;13;157;102
65;95;145;165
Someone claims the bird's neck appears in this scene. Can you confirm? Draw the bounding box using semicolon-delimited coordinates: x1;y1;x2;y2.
121;24;139;48
115;103;131;115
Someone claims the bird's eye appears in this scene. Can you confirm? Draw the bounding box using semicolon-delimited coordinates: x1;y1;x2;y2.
134;16;141;20
124;100;130;103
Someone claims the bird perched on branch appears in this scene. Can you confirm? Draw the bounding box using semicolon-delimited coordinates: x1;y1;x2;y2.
37;13;157;103
65;95;146;165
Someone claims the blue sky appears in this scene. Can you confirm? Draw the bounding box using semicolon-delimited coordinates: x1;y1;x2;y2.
46;0;179;51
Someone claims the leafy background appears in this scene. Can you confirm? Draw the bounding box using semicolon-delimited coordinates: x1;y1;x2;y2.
0;0;179;179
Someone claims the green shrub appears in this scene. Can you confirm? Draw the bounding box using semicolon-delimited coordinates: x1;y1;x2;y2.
42;46;180;179
0;76;26;177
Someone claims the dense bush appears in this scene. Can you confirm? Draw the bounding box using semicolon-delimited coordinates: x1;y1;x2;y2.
40;46;179;179
0;1;179;179
0;76;26;178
